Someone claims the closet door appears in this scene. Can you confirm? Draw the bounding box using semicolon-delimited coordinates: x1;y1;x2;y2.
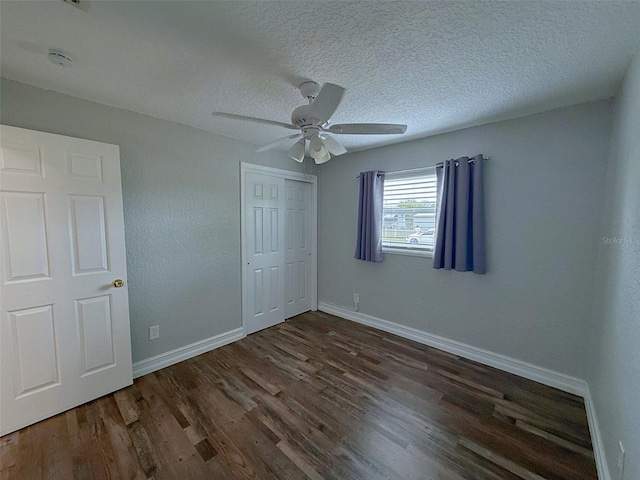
0;125;133;435
244;172;285;334
284;180;312;319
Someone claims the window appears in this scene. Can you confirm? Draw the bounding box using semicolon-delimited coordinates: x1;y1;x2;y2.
382;167;437;256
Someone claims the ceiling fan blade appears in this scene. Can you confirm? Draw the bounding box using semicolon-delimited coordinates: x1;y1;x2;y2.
308;83;345;124
319;133;347;156
212;112;298;130
327;123;407;135
255;133;302;153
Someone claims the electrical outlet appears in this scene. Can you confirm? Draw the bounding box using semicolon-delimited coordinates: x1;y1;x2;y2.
618;441;625;480
353;293;359;303
149;325;160;341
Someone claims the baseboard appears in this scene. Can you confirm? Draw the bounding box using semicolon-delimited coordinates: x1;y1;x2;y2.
132;327;245;378
317;302;587;396
584;384;612;480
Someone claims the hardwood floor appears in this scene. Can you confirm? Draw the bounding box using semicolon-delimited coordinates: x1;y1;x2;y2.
0;311;597;480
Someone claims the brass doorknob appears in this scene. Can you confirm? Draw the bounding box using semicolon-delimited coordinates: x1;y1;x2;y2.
113;279;124;288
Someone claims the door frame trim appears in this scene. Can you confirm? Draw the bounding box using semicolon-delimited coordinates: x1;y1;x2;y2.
240;163;318;336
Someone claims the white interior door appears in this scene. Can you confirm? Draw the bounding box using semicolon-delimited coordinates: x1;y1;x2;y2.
244;172;285;334
0;125;133;435
284;180;312;319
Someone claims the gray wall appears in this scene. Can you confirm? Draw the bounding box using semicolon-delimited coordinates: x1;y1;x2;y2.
318;100;611;379
589;47;640;480
0;78;311;363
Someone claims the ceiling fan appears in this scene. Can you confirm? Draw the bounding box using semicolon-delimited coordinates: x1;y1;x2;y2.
212;82;407;164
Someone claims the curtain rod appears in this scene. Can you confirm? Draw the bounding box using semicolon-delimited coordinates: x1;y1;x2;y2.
436;156;490;168
356;156;490;178
356;171;385;178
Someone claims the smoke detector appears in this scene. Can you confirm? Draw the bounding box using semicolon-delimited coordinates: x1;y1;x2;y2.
48;49;73;68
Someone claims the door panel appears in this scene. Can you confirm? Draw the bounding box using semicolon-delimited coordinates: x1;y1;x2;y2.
270;209;279;251
299;261;307;301
0;125;132;435
1;192;50;282
9;305;60;396
0;143;43;176
284;180;312;319
67;152;103;181
269;266;280;311
68;195;109;274
253;268;264;315
245;172;284;334
76;295;115;375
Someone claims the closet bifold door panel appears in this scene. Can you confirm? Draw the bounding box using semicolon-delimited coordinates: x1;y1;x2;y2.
284;179;312;319
244;172;286;334
241;164;317;335
0;125;133;435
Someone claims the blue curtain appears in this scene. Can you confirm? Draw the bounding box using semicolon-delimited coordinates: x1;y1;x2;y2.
433;155;486;273
354;171;385;262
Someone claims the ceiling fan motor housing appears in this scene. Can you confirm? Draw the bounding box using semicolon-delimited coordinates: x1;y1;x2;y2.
291;105;321;135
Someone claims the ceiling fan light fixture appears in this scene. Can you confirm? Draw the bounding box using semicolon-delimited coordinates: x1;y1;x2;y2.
288;139;305;163
309;134;328;160
319;133;347;156
313;150;331;164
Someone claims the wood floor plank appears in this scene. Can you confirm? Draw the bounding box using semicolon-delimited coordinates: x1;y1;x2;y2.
514;419;595;458
1;312;598;480
241;367;282;396
220;416;308;480
127;420;159;478
113;389;140;426
0;432;19;480
97;397;148;480
276;439;325;480
459;437;547;480
64;408;96;480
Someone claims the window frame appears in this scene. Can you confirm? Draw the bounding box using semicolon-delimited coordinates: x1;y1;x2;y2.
382;166;438;258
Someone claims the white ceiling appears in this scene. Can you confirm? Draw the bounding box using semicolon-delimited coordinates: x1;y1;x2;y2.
2;1;640;154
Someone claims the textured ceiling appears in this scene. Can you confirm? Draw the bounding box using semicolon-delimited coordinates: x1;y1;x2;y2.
1;1;640;154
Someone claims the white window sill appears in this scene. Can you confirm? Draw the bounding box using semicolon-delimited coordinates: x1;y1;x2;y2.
383;247;434;258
